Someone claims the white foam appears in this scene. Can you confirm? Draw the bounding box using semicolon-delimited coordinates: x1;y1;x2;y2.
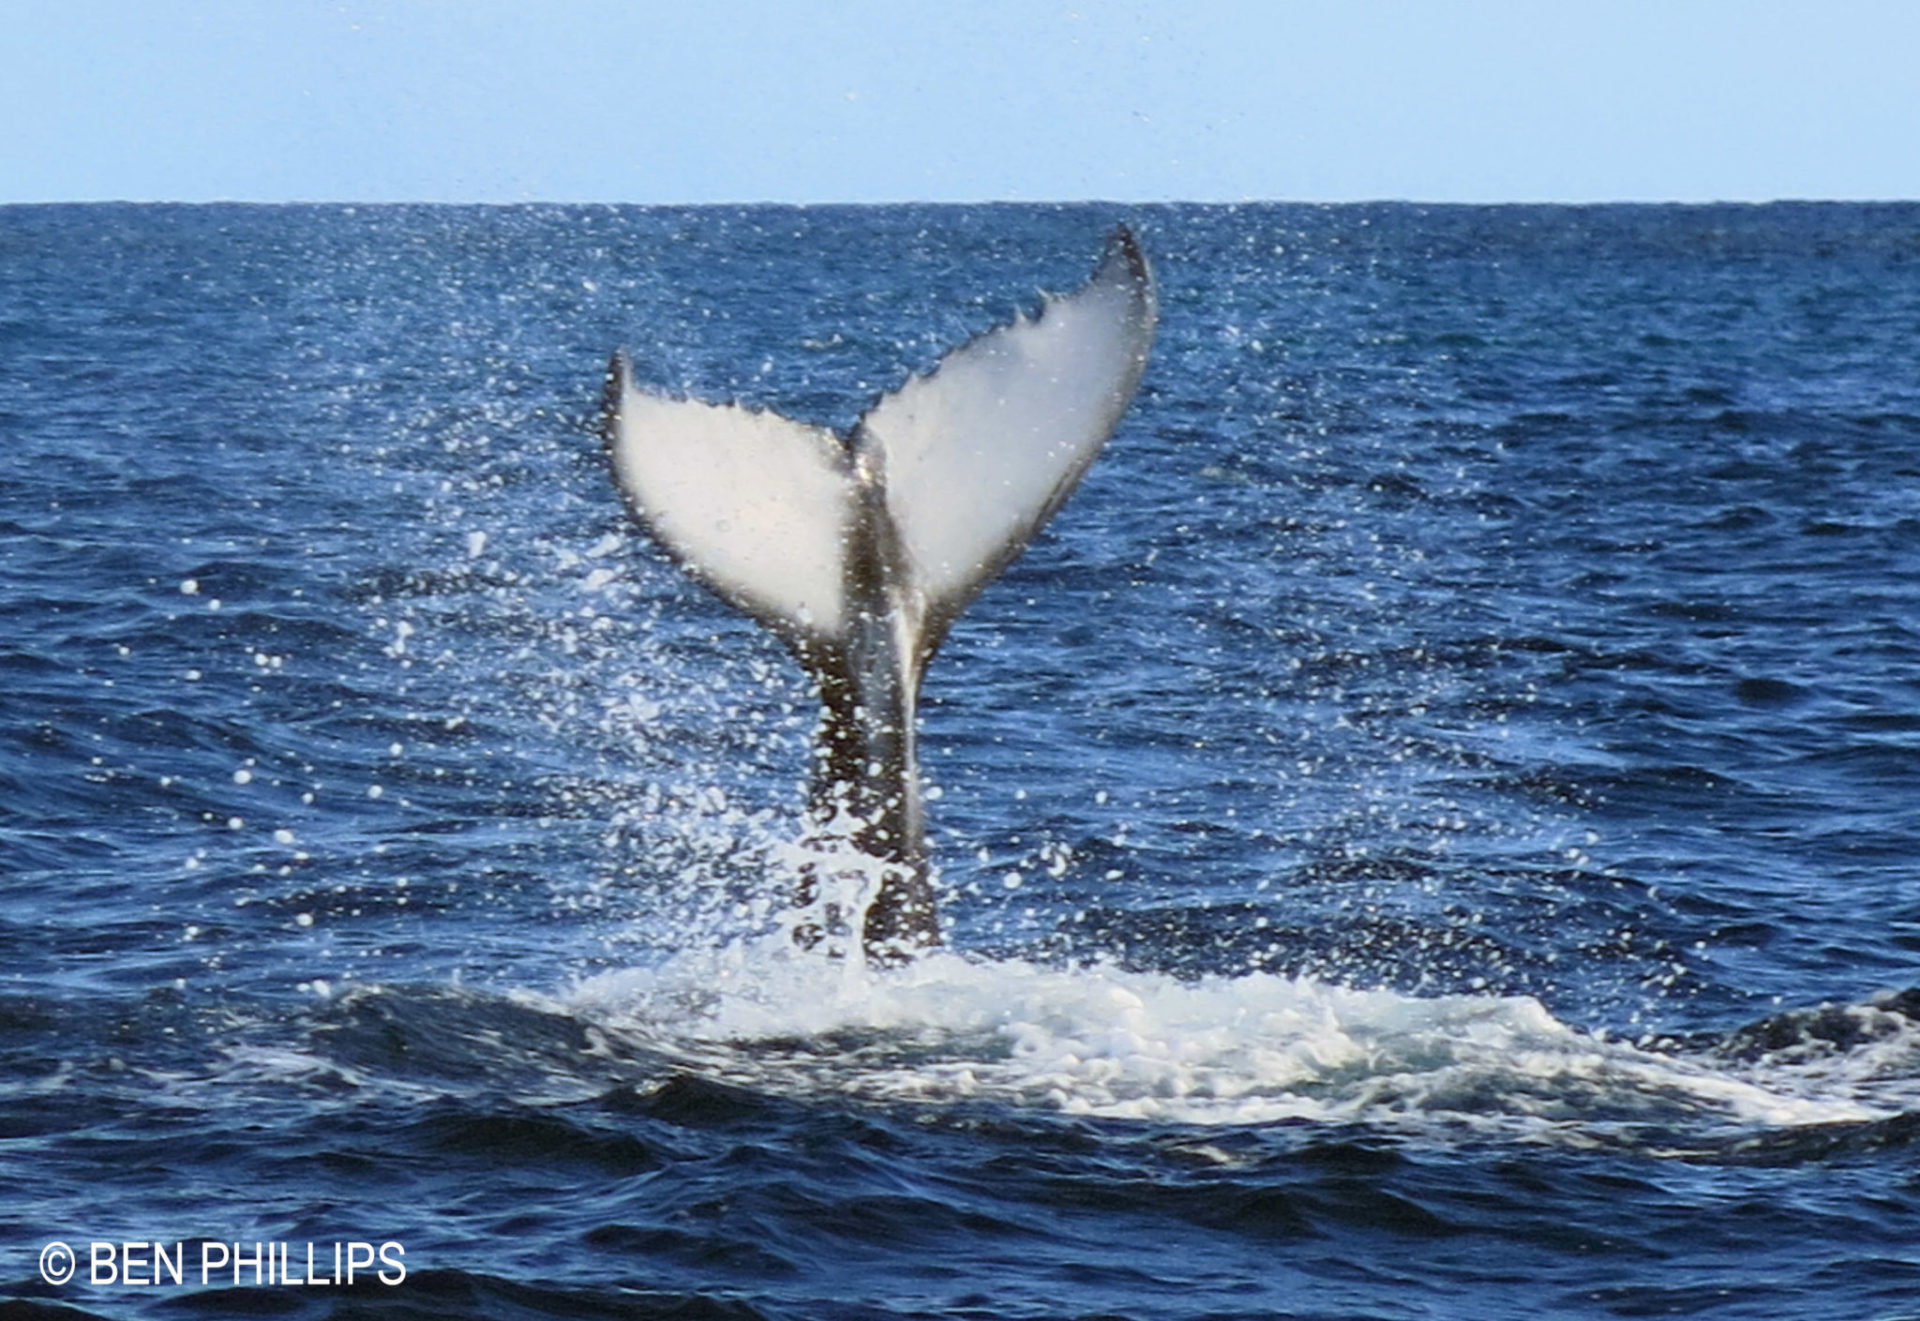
567;941;1883;1137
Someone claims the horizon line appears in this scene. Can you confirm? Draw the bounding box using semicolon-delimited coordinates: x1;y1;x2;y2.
6;195;1920;209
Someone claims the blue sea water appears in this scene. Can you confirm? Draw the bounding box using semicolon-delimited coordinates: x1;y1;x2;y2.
4;201;1920;1319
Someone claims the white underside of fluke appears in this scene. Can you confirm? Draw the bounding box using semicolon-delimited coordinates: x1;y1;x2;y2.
603;385;855;638
604;228;1158;654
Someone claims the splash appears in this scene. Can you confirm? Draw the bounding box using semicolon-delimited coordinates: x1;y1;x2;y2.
566;939;1889;1140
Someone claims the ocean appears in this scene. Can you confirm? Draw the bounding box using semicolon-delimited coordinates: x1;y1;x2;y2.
4;201;1920;1319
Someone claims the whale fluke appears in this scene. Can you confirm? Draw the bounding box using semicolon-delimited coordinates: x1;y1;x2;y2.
604;227;1157;961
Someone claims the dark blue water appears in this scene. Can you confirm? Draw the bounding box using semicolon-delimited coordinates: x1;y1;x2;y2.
5;202;1920;1319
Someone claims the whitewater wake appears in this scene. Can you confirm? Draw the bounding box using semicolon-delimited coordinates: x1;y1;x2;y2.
563;939;1912;1142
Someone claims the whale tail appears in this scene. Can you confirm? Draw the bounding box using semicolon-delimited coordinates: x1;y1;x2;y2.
604;227;1158;961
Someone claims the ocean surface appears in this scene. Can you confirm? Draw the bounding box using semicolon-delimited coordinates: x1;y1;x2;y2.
4;202;1920;1319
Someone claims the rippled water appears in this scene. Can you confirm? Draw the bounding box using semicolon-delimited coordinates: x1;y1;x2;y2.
5;203;1920;1319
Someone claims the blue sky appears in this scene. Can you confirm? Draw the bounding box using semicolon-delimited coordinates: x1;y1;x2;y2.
4;1;1917;204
